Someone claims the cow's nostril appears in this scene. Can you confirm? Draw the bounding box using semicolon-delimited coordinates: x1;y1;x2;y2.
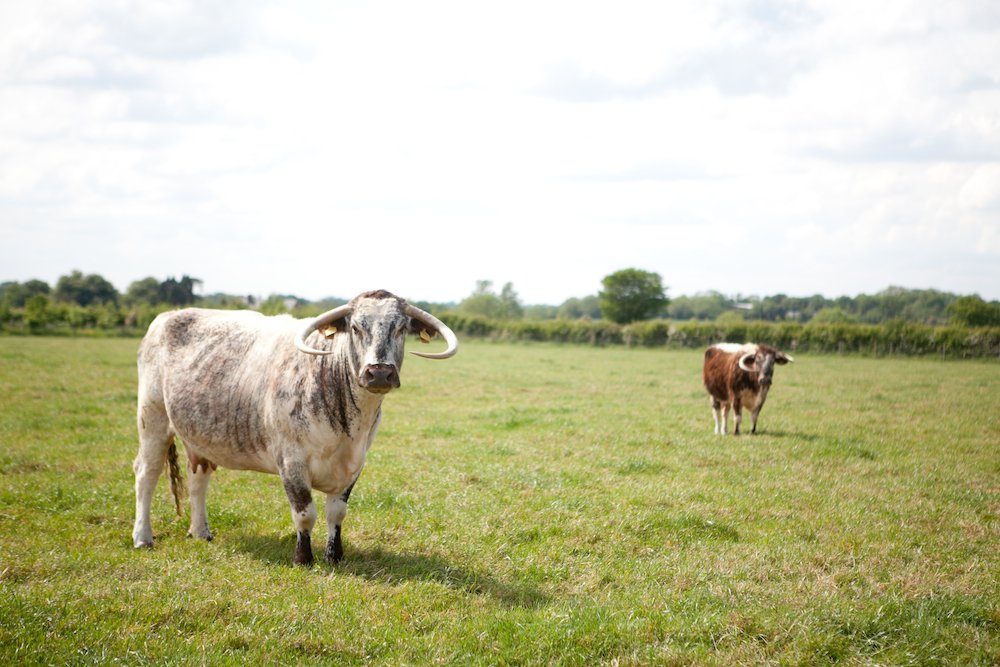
362;364;400;390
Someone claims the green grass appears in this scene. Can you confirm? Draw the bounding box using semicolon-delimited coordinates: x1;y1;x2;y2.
1;337;997;665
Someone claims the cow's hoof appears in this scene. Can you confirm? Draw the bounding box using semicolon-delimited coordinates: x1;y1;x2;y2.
294;531;314;566
187;528;214;542
133;528;154;548
325;546;344;564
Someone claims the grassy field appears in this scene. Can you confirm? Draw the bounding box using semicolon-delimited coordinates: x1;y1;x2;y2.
0;336;997;665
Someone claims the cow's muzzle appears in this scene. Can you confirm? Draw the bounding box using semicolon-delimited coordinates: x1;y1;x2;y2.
360;363;400;393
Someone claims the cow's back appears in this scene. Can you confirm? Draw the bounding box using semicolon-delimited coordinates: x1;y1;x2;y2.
137;309;302;470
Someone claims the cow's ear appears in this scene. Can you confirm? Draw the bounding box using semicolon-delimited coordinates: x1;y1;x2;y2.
775;352;793;364
319;315;350;339
408;317;438;342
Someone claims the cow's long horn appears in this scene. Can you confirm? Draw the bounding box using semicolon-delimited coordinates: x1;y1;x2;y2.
405;304;458;359
294;304;354;356
738;353;756;372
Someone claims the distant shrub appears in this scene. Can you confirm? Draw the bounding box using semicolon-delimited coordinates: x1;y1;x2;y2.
623;320;671;347
3;304;997;358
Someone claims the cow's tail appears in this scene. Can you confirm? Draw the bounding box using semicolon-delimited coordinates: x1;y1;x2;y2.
166;438;185;517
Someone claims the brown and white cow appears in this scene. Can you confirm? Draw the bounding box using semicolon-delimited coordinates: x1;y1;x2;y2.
702;343;793;435
132;290;457;565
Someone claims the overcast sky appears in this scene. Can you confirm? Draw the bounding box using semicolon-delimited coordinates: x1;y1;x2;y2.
2;1;998;305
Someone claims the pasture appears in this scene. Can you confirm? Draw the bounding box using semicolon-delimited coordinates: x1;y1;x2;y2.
0;336;997;665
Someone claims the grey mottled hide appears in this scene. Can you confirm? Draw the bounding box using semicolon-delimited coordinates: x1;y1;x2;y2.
132;289;451;565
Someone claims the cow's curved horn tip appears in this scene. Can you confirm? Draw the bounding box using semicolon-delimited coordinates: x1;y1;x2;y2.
302;348;335;357
409;348;458;360
294;339;335;356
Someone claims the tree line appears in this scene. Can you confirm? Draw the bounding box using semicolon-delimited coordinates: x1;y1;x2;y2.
0;271;348;335
454;271;1000;328
2;269;999;351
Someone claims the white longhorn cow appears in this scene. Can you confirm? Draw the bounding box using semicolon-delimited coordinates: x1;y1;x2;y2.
132;289;458;565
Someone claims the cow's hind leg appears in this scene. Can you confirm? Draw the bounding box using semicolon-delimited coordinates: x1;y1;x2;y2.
325;480;357;564
279;460;317;566
133;404;173;548
711;398;724;435
187;452;217;541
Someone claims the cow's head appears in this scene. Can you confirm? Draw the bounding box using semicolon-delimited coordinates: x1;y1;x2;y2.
294;289;458;394
737;344;793;387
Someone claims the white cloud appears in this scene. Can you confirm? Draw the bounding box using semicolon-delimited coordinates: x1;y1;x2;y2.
1;0;998;303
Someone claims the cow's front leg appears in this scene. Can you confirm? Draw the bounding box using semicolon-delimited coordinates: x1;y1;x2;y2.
325;481;357;564
732;397;743;435
750;389;768;435
279;461;316;566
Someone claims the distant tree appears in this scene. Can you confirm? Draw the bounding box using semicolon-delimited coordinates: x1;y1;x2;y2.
557;295;601;319
125;277;161;305
869;286;909;321
260;294;302;315
524;304;558;319
458;281;523;319
947;296;1000;326
556;298;580;319
54;270;118;306
459;281;501;319
666;295;694;320
900;288;955;324
598;268;668;324
809;307;859;324
753;294;789;321
498;282;523;319
159;275;201;306
580;295;601;318
0;279;51;307
670;291;730;320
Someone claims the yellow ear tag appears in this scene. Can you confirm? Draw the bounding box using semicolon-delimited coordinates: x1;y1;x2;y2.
322;325;337;339
419;329;432;343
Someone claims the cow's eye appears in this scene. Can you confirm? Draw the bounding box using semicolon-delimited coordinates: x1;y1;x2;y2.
352;324;364;338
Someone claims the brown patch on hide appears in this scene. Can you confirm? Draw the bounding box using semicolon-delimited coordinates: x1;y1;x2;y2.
164;311;199;349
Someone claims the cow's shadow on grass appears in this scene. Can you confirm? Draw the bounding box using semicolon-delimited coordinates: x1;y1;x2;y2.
747;429;820;441
236;535;549;609
756;428;819;440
